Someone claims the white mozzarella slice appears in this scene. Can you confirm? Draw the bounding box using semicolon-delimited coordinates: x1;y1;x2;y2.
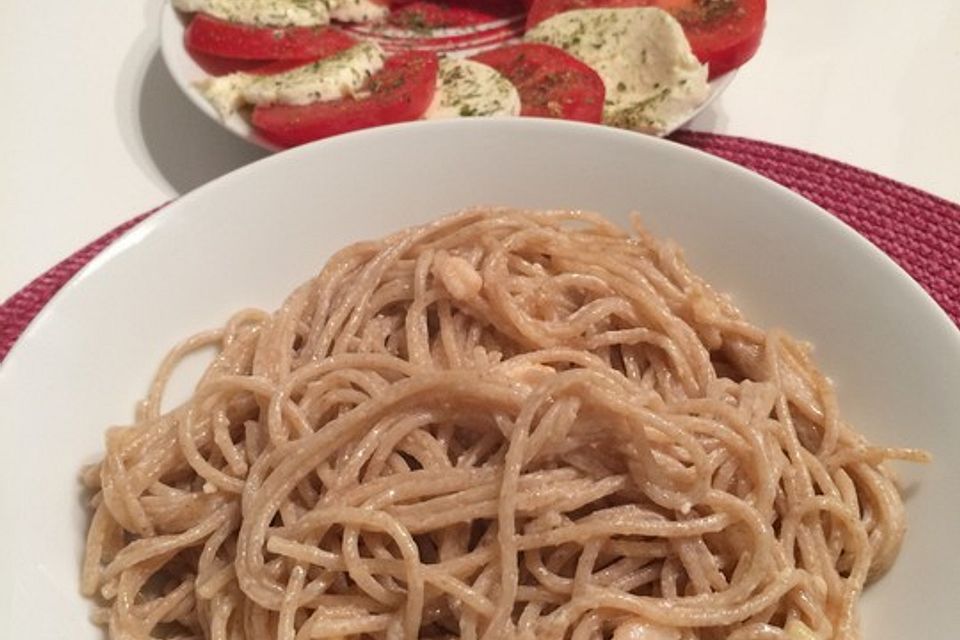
330;0;389;23
423;57;521;120
173;0;330;28
199;41;386;117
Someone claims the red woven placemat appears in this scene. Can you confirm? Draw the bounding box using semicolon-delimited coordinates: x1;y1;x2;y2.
2;134;958;363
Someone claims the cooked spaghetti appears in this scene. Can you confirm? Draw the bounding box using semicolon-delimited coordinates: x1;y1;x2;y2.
80;209;926;640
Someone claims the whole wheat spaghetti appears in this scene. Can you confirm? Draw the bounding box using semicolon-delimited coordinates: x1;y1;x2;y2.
81;209;926;640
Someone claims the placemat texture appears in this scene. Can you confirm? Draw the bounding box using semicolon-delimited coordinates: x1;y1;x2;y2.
2;134;957;363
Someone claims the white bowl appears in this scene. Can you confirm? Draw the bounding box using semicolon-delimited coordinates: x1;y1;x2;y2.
159;2;736;152
1;119;957;638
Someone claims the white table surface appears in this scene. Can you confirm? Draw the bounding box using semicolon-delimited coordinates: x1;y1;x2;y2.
2;1;958;301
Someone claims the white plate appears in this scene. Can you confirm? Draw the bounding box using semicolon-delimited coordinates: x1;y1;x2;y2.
159;2;736;152
1;119;957;639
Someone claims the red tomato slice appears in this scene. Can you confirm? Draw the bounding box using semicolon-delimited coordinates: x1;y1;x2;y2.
251;51;439;147
472;43;604;123
664;0;765;78
185;13;358;61
524;0;765;79
189;52;333;77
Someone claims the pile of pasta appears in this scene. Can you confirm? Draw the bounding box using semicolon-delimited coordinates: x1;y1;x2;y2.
82;210;924;640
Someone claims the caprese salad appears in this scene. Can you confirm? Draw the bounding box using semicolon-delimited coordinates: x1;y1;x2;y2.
172;0;766;147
